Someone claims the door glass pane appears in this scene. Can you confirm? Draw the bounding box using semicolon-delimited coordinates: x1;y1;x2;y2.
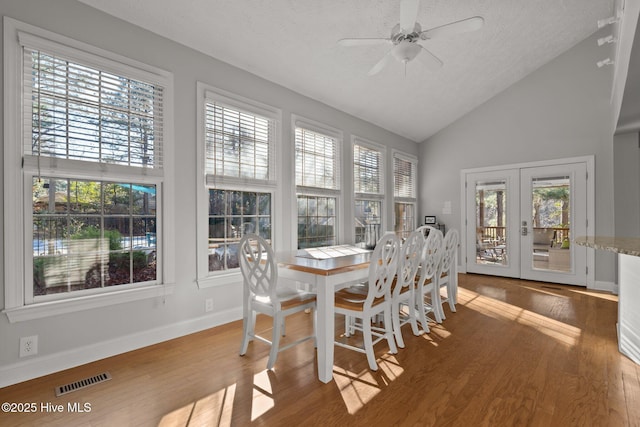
475;180;508;265
531;176;571;272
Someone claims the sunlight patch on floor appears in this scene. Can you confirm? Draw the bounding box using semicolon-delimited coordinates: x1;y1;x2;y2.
251;370;274;421
458;288;581;346
378;354;404;382
158;383;236;427
428;323;452;340
332;354;404;414
567;287;618;302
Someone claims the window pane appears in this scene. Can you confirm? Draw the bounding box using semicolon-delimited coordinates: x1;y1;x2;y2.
355;200;381;246
295;127;338;190
394;202;415;239
32;178;157;297
297;195;336;249
26;50;162;168
354;144;382;194
208;189;272;272
394;155;415;198
205;103;272;181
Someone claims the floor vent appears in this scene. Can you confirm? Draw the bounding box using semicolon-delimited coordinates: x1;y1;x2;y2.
55;372;112;397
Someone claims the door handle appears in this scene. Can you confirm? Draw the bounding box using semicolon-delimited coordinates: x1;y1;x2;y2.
521;220;528;236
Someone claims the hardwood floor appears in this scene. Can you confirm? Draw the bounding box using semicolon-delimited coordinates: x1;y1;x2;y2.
1;274;639;426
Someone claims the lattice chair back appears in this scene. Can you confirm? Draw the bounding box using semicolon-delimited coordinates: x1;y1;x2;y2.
239;233;277;304
440;229;459;276
366;232;401;305
420;227;444;281
415;225;438;239
393;230;423;298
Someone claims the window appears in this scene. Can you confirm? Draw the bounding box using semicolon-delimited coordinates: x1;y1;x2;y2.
393;152;418;239
294;118;341;249
208;189;272;271
353;138;384;247
4;19;174;318
32;179;157;297
198;84;279;278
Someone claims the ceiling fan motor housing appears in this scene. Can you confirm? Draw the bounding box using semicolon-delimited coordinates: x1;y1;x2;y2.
390;23;422;62
390;23;422;44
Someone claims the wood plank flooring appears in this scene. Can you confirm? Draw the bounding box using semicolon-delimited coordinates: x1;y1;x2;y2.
1;274;639;426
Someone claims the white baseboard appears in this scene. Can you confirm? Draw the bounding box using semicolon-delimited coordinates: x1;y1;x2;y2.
593;280;618;294
619;321;640;365
0;307;243;388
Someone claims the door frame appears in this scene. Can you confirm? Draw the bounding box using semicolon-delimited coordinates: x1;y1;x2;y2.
459;156;595;288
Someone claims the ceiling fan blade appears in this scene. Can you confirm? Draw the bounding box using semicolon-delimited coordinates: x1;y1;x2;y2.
421;16;484;40
418;46;443;70
338;37;390;47
368;50;394;76
400;0;420;34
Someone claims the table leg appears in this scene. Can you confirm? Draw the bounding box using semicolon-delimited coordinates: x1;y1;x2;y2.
316;276;334;383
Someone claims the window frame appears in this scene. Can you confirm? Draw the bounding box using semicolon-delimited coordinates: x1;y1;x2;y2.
292;115;343;249
393;150;418;238
352;136;385;245
196;82;281;288
3;17;175;322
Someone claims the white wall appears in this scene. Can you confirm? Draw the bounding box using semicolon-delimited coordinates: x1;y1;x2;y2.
0;0;417;386
614;132;640;237
418;30;617;284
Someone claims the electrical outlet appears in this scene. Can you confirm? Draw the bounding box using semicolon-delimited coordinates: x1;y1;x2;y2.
205;298;214;313
20;335;38;357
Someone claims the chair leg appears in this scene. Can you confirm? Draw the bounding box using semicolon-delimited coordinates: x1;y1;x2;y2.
267;313;282;370
383;307;398;354
417;295;431;334
313;307;317;348
240;309;255;355
392;302;405;348
448;284;457;312
432;288;445;323
407;296;421;336
344;315;352;337
362;317;378;371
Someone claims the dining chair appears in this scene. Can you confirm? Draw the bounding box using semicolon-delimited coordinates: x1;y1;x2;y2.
238;233;316;370
415;226;444;331
435;228;460;321
390;230;424;348
334;232;400;371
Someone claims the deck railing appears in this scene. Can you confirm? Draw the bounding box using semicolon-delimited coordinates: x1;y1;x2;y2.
478;226;570;243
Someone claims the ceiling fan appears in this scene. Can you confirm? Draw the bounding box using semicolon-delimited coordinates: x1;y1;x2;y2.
338;0;484;75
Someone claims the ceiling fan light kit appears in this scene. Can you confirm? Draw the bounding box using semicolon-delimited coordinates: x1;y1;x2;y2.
338;0;484;75
392;40;422;63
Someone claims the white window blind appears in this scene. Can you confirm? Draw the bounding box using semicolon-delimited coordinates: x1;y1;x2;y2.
204;101;275;185
295;127;339;190
22;39;164;171
354;143;382;195
394;153;416;200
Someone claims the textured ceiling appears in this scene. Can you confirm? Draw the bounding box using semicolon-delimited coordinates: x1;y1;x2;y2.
78;0;613;142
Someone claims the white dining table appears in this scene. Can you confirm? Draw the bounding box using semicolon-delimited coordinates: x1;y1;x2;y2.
276;245;371;383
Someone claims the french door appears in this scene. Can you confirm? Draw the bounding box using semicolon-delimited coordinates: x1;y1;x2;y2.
464;160;590;286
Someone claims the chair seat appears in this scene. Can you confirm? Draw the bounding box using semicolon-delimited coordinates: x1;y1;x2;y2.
342;282;368;295
255;289;316;309
335;289;386;310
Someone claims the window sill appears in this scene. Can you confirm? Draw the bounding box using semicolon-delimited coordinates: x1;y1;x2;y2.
197;271;242;289
3;284;175;323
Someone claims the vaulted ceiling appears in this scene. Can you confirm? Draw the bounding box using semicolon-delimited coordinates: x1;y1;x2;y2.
79;0;614;143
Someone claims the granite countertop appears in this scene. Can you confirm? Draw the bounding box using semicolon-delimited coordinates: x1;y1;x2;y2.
574;236;640;257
